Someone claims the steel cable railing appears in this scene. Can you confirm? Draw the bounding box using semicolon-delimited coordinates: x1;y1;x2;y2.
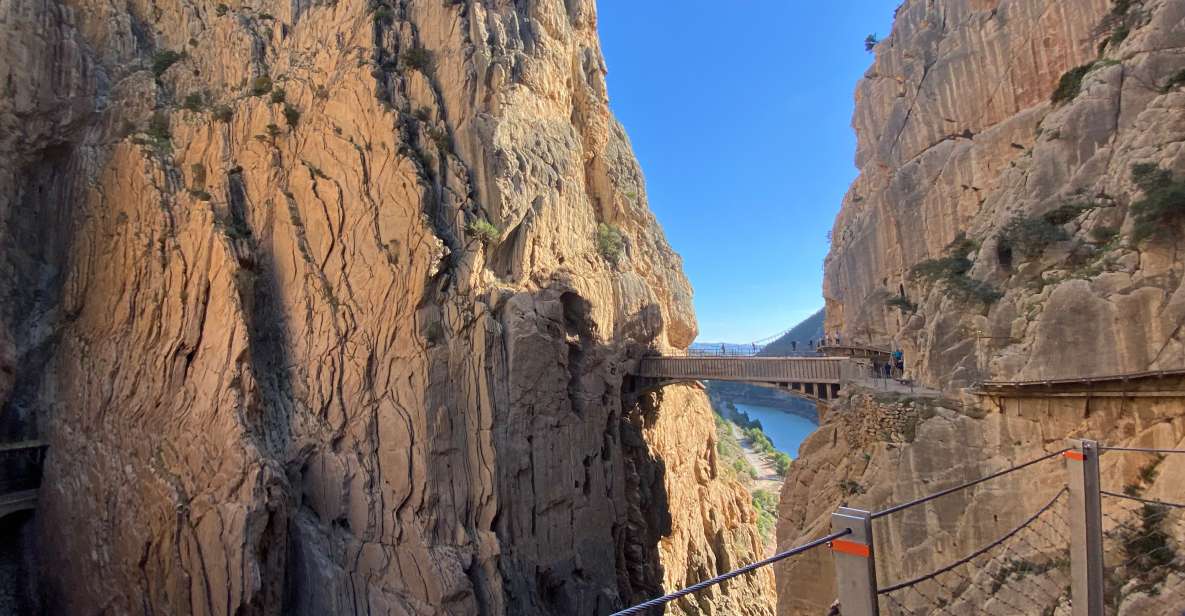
610;529;851;615
876;489;1072;615
1099;448;1185;616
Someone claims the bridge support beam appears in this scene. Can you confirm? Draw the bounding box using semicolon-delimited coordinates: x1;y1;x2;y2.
1066;439;1104;616
830;507;878;616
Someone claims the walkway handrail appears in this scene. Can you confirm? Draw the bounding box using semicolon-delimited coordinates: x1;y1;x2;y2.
870;448;1070;520
610;529;852;616
1098;445;1185;454
1100;490;1185;509
877;487;1068;594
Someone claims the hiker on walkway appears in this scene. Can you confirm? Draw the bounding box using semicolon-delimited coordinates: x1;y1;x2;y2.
892;349;904;377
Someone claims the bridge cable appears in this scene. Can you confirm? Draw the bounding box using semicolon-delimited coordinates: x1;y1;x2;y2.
610;528;851;616
870;448;1069;520
1098;445;1185;455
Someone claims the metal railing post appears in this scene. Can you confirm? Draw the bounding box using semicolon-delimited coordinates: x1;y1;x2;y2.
1066;439;1104;616
831;507;878;616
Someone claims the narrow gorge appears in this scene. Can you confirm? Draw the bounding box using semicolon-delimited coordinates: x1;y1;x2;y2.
0;0;772;613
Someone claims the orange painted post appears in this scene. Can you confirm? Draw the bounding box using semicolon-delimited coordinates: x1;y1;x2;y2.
831;507;878;615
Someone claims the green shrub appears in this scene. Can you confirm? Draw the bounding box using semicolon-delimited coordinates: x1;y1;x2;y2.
944;276;1004;305
270;87;286;104
403;47;432;71
146;112;171;142
427;127;449;151
753;489;778;539
885;295;917;313
283;104;300;127
1090;226;1118;243
1164;68;1185;92
266;123;282;137
467;218;499;243
999;215;1069;258
216;3;228;16
946;232;979;256
212;105;234;122
839;479;864;496
1043;202;1095;225
188;189;212;201
1051;63;1095;104
151;50;184;78
772;452;791;475
182;92;205;111
190;163;207;188
596;223;625;262
258;12;274;20
743;426;776;454
251;75;273;96
373;5;394;23
315;85;330;100
909;256;971;283
864;34;879;52
1129;164;1185;242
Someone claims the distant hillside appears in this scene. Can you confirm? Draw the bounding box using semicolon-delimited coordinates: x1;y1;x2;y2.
758;309;825;356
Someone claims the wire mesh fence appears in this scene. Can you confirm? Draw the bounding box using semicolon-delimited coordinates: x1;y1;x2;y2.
876;489;1073;615
1101;481;1185;614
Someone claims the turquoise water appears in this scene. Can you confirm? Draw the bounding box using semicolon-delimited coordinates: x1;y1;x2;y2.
734;403;818;459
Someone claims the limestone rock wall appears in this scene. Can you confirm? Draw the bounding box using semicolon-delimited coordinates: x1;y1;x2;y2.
776;389;1185;614
0;0;771;613
824;0;1185;387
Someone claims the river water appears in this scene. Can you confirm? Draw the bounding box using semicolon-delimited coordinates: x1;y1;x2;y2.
733;403;818;459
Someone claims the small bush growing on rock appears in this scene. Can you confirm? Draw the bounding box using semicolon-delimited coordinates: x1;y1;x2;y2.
839;479;865;496
466;218;499;243
1051;63;1095;104
1043;201;1096;225
182;92;205;111
1130;163;1185;242
944;276;1003;306
270;87;286;104
427;127;449;151
190;163;206;189
151;50;184;78
146;112;171;142
266;123;282;137
885;295;917;313
1163;69;1185;92
1090;226;1118;243
908;256;971;283
998;215;1069;258
283;104;301;127
402;47;432;72
596;223;625;262
216;3;228;16
212;105;234;122
188;189;212;201
251;75;273;96
373;5;394;24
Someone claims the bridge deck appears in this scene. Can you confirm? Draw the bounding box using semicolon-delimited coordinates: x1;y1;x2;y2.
637;356;861;384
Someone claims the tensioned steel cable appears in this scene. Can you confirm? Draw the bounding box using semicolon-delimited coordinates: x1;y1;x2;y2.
1101;490;1185;509
871;449;1069;519
610;529;851;616
1098;445;1185;454
877;487;1068;594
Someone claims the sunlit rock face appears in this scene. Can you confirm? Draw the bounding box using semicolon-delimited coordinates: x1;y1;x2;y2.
779;0;1185;613
823;0;1185;388
0;0;772;613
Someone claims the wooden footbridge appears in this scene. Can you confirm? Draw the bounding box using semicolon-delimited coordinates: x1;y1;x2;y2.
0;440;47;519
633;354;870;403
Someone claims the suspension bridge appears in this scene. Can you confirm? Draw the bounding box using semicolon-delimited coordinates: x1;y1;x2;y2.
613;439;1185;616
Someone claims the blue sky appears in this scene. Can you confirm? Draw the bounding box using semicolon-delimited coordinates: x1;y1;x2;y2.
598;1;900;343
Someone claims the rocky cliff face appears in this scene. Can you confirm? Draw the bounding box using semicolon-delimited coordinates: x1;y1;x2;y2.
824;0;1185;387
0;0;771;613
781;0;1185;613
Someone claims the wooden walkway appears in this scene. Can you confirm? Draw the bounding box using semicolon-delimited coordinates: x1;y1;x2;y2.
976;368;1185;398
